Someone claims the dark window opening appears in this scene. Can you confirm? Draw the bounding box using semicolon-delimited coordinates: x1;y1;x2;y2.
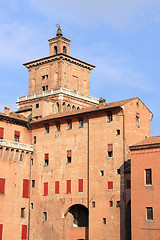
145;169;152;185
21;208;25;218
109;201;113;207
108;144;113;157
67;150;72;163
63;46;66;54
146;207;153;220
106;111;113;122
103;218;106;224
31;158;33;166
36;103;39;108
116;201;120;208
43;212;47;221
117;169;120;174
67;121;72;130
45;124;49;133
44;153;49;166
31;203;33;209
42;75;48;81
34;136;36;144
44;159;49;166
54;46;57;55
32;180;35;187
100;170;104;176
46;85;48;90
136;113;140;124
116;129;120;135
137;102;139;107
56;122;60;131
42;86;45;91
92;201;95;208
79;119;83;128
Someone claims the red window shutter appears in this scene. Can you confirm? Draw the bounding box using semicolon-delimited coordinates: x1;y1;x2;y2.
108;144;113;152
21;225;27;240
0;224;3;239
136;113;140;117
55;181;59;194
127;180;131;189
44;182;48;195
0;178;5;194
78;179;83;192
45;153;49;160
15;131;20;136
0;128;4;139
23;179;29;198
108;181;113;190
66;180;71;193
67;150;72;157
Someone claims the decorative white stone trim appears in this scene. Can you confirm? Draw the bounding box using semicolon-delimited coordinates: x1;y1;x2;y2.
0;139;34;152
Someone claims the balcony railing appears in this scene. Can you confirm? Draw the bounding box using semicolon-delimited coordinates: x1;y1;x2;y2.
17;87;99;104
0;139;34;152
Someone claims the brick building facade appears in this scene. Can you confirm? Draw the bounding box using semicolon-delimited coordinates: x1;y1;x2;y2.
0;26;152;240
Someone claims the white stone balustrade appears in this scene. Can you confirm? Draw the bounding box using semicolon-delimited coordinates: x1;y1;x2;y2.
0;139;34;152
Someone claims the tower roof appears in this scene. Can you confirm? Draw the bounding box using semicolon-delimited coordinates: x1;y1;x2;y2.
56;24;62;36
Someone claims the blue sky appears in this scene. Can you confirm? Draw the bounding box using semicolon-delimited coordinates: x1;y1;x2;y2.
0;0;160;136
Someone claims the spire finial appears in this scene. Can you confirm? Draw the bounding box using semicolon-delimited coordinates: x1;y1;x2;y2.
56;24;62;36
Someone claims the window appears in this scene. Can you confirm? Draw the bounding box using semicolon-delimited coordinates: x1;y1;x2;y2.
21;208;25;218
100;170;104;176
36;103;39;108
56;122;60;131
44;124;49;133
67;120;72;130
21;225;27;240
0;178;5;194
44;182;48;196
0;224;3;240
66;180;71;193
103;218;106;224
137;102;139;107
92;201;95;208
42;86;45;91
55;181;59;194
14;131;20;142
31;158;33;166
44;153;49;166
31;203;33;209
116;129;120;135
32;180;35;187
43;212;47;221
108;181;113;190
0;128;4;139
63;46;66;54
116;201;120;208
108;144;113;157
127;180;131;189
78;179;83;192
145;169;152;185
23;179;29;198
106;111;112;122
79;119;83;128
146;207;153;220
34;136;36;144
67;150;72;163
54;46;57;55
109;201;113;207
46;85;48;90
42;75;48;81
117;169;120;174
136;113;140;124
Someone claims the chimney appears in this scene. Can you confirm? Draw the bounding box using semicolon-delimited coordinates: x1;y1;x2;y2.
4;106;10;116
99;97;106;107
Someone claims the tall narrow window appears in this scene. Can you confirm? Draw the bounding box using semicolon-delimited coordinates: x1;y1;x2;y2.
0;178;5;194
67;120;72;130
44;124;49;133
14;131;20;142
42;86;45;91
92;201;95;208
0;128;4;139
67;150;72;163
34;136;36;144
54;46;57;55
146;207;153;220
32;180;35;188
0;224;3;240
145;169;152;185
108;181;113;190
44;153;49;166
78;179;83;192
109;201;113;207
66;180;71;194
23;179;29;198
21;208;25;218
21;225;27;240
56;122;60;131
63;46;66;54
55;181;59;194
103;218;106;224
108;144;113;157
44;182;48;196
136;113;140;124
43;212;47;221
79;119;83;128
106;111;112;122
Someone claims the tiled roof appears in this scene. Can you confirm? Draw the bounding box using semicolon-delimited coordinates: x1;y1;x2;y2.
0;111;29;123
130;136;160;149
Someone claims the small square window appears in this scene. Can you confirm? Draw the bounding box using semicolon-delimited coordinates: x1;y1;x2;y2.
43;212;47;221
79;119;83;128
21;208;25;218
34;136;36;144
92;201;95;208
42;76;45;80
103;218;106;224
32;180;35;187
44;159;49;166
116;201;120;208
116;129;120;135
100;170;104;176
109;201;113;207
146;207;153;220
36;103;39;108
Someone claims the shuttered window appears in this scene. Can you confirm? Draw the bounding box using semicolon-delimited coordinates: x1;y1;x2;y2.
145;169;152;185
0;128;4;139
146;207;153;220
67;150;72;163
45;153;49;160
21;225;27;240
44;182;48;195
66;180;71;193
14;131;20;142
0;178;5;194
55;181;59;194
22;179;29;198
0;224;3;240
78;179;83;192
108;181;113;190
108;144;113;157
